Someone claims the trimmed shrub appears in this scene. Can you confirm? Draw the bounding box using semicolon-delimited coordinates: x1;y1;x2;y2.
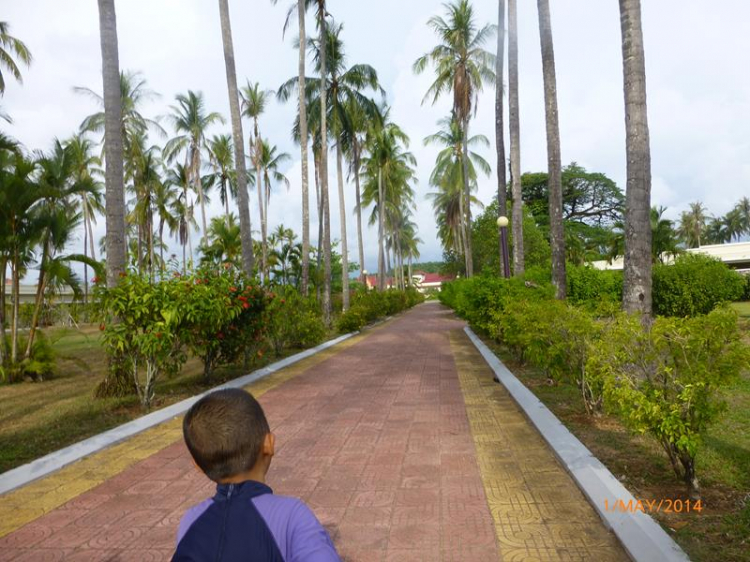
653;254;746;317
590;307;750;499
336;306;368;333
266;287;326;356
566;264;623;307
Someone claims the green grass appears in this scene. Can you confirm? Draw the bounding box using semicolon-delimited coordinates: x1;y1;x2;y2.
480;329;750;562
731;301;750;317
0;325;315;474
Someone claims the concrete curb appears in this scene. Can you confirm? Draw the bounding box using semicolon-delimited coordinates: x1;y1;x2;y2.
464;327;690;562
0;332;357;497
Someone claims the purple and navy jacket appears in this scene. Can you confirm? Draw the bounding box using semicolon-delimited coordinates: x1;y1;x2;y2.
172;480;340;562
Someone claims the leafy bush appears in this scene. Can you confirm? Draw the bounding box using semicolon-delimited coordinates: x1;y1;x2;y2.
566;264;623;307
336;306;368;333
96;272;187;409
653;254;746;317
266;287;326;356
0;332;56;383
589;307;750;499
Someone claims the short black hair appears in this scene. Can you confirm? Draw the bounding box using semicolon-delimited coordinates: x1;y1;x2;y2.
183;389;270;482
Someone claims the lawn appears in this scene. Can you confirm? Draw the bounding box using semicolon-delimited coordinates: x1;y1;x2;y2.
481;328;750;562
731;301;750;318
0;325;307;474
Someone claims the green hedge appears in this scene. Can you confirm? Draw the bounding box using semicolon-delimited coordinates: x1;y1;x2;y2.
337;287;425;333
440;275;749;498
653;254;746;317
566;265;623;306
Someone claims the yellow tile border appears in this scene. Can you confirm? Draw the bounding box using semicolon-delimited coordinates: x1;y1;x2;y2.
0;327;378;538
448;330;629;562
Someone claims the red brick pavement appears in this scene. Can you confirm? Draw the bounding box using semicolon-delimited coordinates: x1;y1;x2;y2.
0;304;500;561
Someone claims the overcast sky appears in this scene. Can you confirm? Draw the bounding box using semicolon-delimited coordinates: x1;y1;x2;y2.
3;0;749;272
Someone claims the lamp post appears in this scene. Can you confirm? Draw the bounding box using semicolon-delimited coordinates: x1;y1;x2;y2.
362;270;368;289
497;216;511;278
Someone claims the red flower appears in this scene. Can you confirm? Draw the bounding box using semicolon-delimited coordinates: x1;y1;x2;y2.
99;323;105;331
243;303;250;309
155;332;162;339
217;332;224;340
92;276;100;284
230;287;237;293
280;299;286;304
196;279;202;285
238;296;247;302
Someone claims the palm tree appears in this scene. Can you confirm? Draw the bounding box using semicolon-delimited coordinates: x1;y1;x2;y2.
705;217;730;245
619;0;653;317
152;177;179;274
0;152;41;367
734;197;750;238
281;22;383;308
127;144;163;278
217;0;255;276
206;134;237;221
0;21;32;94
495;0;509;275
508;0;524;276
271;0;312;295
257;139;291;280
677;201;708;249
361;117;416;290
425;116;490;263
202;214;242;266
67;134;103;304
163;90;224;248
414;0;496;277
241;81;274;280
723;208;745;243
536;0;566;299
96;0;127;287
166;163;195;273
650;206;680;264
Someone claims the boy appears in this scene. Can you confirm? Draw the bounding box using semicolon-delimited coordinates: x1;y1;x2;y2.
172;388;341;562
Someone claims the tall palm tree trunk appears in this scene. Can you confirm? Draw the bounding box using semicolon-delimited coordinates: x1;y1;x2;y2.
619;0;653;318
10;258;20;365
318;1;332;323
508;0;524;276
24;240;49;360
461;118;474;277
377;168;385;291
255;153;266;282
218;0;255;277
336;142;349;310
353;144;365;284
298;0;311;296
536;0;566;299
159;219;165;274
83;203;90;305
97;0;127;288
194;149;208;247
314;150;323;301
0;258;6;367
496;0;509;276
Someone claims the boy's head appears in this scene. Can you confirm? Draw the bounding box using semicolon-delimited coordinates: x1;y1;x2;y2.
183;389;273;482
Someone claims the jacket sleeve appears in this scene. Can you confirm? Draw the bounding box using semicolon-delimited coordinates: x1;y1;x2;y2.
288;503;341;562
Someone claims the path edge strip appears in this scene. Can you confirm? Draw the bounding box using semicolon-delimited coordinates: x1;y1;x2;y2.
463;326;690;562
0;331;358;497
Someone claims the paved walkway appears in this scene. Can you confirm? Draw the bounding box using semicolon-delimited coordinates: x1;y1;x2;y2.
0;303;628;561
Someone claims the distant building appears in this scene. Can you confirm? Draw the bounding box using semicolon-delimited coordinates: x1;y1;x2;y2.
591;241;750;274
363;271;455;293
4;279;77;304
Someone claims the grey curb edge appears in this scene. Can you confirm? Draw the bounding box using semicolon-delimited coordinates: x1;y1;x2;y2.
463;326;690;562
0;331;358;497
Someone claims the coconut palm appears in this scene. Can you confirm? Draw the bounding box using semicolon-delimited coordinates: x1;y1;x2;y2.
241;81;274;280
536;0;566;298
413;0;496;277
127;143;163;278
508;0;524;275
270;0;313;295
361;117;416;290
425;116;490;262
619;0;653;317
257;140;291;280
650;206;680;264
95;0;127;287
0;21;32;94
677;201;708;249
66;134;103;304
165;163;196;273
723;208;745;243
734;197;750;237
0;152;41;367
280;22;383;308
705;217;730;245
217;0;255;276
163;90;224;247
152;176;179;275
201;214;242;266
206;134;237;221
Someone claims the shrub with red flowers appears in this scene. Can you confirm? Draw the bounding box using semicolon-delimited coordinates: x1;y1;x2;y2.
264;286;326;356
